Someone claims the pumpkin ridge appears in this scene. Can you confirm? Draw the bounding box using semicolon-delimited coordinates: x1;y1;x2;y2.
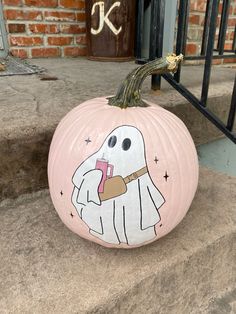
141;107;177;231
169;113;199;209
49;101;105;186
158;110;198;223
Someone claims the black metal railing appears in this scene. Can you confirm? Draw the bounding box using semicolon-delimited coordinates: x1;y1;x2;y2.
136;0;236;143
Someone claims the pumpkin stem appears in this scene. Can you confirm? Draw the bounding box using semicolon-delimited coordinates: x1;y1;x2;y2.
108;54;183;109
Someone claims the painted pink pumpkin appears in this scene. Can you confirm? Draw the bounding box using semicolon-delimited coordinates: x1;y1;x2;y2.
48;55;199;249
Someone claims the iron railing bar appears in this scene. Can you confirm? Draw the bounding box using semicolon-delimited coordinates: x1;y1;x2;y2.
151;0;165;90
134;0;236;144
201;0;213;56
149;0;158;61
201;0;220;107
155;0;165;58
163;73;236;143
182;0;190;55
232;25;236;51
135;58;149;64
227;75;236;131
135;0;144;59
174;0;190;83
217;0;230;55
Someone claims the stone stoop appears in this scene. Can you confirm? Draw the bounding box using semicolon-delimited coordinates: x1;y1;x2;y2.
0;58;235;202
0;168;235;314
0;58;235;313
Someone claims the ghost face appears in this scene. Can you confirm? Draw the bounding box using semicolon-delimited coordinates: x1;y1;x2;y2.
96;126;146;178
71;125;165;246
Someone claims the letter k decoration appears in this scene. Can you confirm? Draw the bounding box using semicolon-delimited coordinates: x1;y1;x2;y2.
91;1;122;36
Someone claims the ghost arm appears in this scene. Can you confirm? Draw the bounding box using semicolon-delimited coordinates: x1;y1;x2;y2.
72;169;104;234
138;177;165;230
72;186;83;216
72;169;103;207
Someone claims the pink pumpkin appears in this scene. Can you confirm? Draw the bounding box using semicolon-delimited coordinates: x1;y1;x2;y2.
48;55;199;248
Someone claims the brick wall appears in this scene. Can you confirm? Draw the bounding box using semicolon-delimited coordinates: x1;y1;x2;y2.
2;0;86;58
2;0;235;60
186;0;236;63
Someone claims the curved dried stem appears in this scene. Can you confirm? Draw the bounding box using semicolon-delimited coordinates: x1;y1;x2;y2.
108;54;183;109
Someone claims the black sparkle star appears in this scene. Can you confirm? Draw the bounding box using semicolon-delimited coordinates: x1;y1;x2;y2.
85;137;92;145
154;156;159;164
60;190;63;196
164;171;169;181
70;212;74;218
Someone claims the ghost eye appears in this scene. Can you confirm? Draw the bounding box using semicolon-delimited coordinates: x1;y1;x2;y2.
108;136;117;148
122;138;131;151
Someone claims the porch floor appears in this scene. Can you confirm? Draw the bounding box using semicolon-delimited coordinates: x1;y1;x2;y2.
0;57;234;141
198;137;236;176
0;57;235;313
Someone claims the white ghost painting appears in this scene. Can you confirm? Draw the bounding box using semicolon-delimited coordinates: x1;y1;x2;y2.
71;126;165;246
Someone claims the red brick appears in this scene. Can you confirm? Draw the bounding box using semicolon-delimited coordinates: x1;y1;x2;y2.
29;24;59;34
3;0;22;5
31;47;61;57
24;0;58;7
189;14;201;25
186;43;198;55
10;36;43;46
60;24;85;34
44;11;76;21
190;2;197;11
47;36;73;45
228;18;236;27
223;57;236;64
4;9;42;21
196;0;206;12
8;23;26;33
224;42;234;50
212;59;222;65
76;12;86;22
76;35;86;45
10;48;28;58
63;46;86;57
59;0;84;9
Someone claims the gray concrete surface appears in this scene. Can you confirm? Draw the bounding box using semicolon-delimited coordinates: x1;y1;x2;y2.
0;58;235;201
0;58;234;140
0;167;235;314
207;289;236;314
198;137;236;176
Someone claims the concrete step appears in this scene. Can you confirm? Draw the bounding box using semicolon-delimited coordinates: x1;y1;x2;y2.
0;58;235;201
0;167;235;313
207;289;236;314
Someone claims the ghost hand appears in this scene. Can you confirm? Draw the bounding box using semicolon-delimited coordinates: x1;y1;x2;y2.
72;169;103;211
